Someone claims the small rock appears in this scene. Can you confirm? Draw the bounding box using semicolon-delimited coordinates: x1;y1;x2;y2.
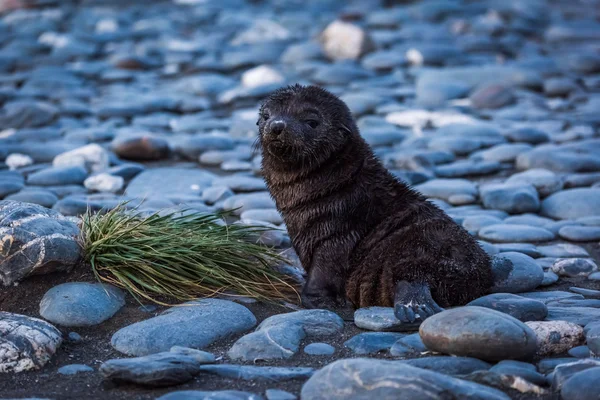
320;20;374;61
241;65;284;88
40;283;125;327
551;258;598;277
561;367;600;400
111;134;170;161
354;307;418;332
419;306;537;362
53;144;109;173
58;364;94;375
304;343;335;356
0;312;62;373
546;307;600;326
542;271;559;286
568;345;591;358
389;333;428;357
157;391;262;400
27;165;88;186
6;153;33;170
343;332;405;355
525;321;584;356
265;389;296;400
470;84;515;109
198;365;314;381
67;332;83;343
480;183;540;214
559;226;600;242
479;224;554;243
84;173;124;193
490;252;544;293
505;169;563;198
541;188;600;220
399;356;491;376
468;293;547;322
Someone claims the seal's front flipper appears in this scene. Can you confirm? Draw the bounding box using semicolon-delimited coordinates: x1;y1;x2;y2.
394;281;444;323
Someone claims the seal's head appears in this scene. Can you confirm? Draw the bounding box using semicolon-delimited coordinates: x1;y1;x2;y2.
258;84;357;170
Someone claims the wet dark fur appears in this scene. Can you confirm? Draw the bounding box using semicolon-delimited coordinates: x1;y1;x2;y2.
258;84;493;310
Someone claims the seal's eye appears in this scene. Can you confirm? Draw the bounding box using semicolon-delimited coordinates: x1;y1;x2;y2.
305;119;319;129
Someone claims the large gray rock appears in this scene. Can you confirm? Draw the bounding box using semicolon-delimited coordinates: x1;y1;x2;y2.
40;283;125;327
111;299;256;356
228;310;343;362
541;188;600;220
0;200;83;286
0;312;62;373
301;358;509;400
419;306;538;362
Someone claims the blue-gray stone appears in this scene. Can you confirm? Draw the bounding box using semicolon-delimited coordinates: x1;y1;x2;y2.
304;343;335;356
517;148;600;173
0;100;58;129
419;306;538;362
479;224;554;243
542;189;600;219
399;356;491;376
228;310;343;361
389;333;428;357
415;179;478;201
520;291;584;304
354;307;418;332
40;283;125;327
112;299;256;356
27;166;88;186
561;367;600;400
469;293;548;322
551;259;598;278
125;167;216;198
559;226;600;242
496;243;540;258
5;188;58;208
542;271;559;286
158;391;262;400
570;287;600;299
568;345;591;358
546;307;600;326
490;252;544;293
505;169;563;198
265;389;296;400
58;364;94;375
537;243;589;258
344;332;404;355
480;183;540;214
471;143;532;163
301;358;509;400
435;160;502;178
67;332;82;343
198;365;314;381
489;363;546;386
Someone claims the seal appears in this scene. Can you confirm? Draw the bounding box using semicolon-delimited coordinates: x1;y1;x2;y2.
258;84;493;323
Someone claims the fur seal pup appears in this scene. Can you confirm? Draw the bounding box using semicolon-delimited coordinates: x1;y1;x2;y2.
258;84;493;323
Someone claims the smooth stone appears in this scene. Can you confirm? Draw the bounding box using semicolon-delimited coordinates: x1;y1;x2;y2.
301;358;509;400
218;175;266;192
158;391;262;400
240;209;283;225
542;271;559;286
415;179;478;201
222;192;276;215
471;143;532;163
537;243;590;258
546;307;600;326
479;224;554;243
304;343;335;356
559;226;600;241
0;312;62;372
548;299;600;308
354;307;418;332
517;149;600;173
505;127;549;144
174;134;235;159
5;189;58;208
470;84;515;109
490;252;544;293
343;332;405;355
105;163;144;181
587;324;600;356
58;364;94;375
553;359;600;391
84;173;124;193
568;345;591;358
170;346;216;364
505;169;563;198
538;358;580;374
570;287;600;299
561;367;600;400
551;258;598;277
265;389;296;400
399;356;491;376
320;20;374;61
100;352;207;387
198;365;314;381
112;299;256;356
544;77;577;97
125;167;216;198
462;215;503;234
389;333;428;357
520;291;584;304
27;165;88;186
496;243;540;258
589;272;600;281
541;188;600;220
468;293;547;322
53;144;109;173
0;200;82;285
489;363;546;386
111;134;170;161
0;100;58;129
525;321;584;356
40;282;125;327
68;332;82;343
228;310;343;362
480;183;540;214
434;160;501;178
419;306;538;362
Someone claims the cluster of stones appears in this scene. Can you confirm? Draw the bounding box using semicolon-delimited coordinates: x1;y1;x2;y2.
1;0;600;399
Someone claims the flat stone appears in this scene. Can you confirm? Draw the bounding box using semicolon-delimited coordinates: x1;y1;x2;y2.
389;333;428;357
0;201;82;285
157;391;262;400
419;306;538;362
265;389;296;400
542;271;559;286
5;189;59;208
586;324;600;356
27;165;88;186
228;310;343;362
479;224;554;243
568;345;591;358
505;168;563;197
0;312;62;373
561;366;600;400
111;134;170;161
468;293;548;322
559;226;600;241
53;144;109;173
198;365;314;381
304;343;335;356
84;173;124;193
100;352;207;387
112;299;256;356
222;192;276;215
489;361;546;386
58;364;94;375
125;167;216;198
525;321;584;356
415;179;478;201
344;332;405;355
538;358;580;374
551;258;598;277
480;183;540;214
399;356;491;376
40;283;125;327
301;358;509;400
218;175;266;193
434;160;502;178
541;188;600;220
571;287;600;299
354;307;419;332
490;252;544;293
537;243;589;258
546;307;600;326
520;291;584;304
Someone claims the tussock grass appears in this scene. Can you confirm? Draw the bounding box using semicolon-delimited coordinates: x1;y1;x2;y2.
80;205;300;305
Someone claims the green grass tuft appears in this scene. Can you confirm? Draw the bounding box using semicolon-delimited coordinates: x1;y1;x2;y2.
80;204;300;305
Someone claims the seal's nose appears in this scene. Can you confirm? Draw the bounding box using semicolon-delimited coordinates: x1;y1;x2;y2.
268;119;286;136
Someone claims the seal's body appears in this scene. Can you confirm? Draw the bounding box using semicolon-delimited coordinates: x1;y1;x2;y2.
258;84;493;323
